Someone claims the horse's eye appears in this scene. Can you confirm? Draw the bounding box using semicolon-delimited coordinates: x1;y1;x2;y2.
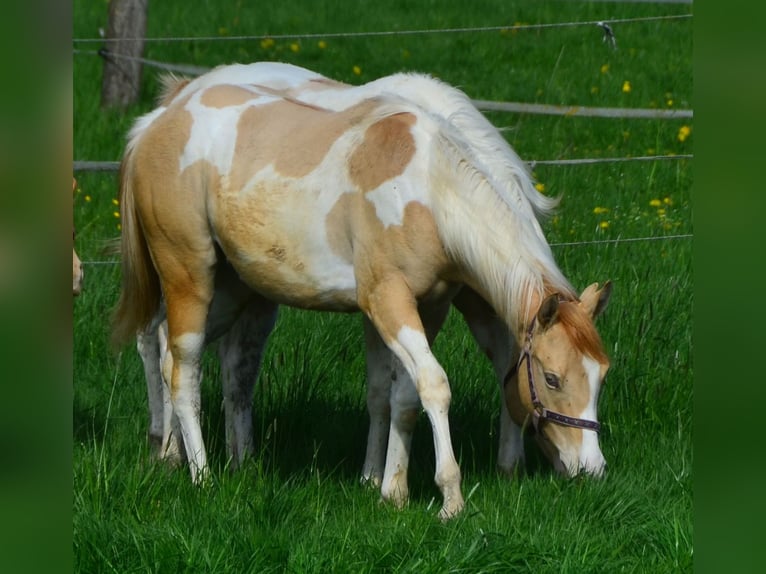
544;372;561;390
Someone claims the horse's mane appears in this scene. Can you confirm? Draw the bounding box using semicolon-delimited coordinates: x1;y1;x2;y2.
557;302;608;363
423;102;576;334
378;73;560;221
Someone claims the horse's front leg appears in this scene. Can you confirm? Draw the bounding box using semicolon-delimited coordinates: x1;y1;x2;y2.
453;287;525;475
362;275;463;520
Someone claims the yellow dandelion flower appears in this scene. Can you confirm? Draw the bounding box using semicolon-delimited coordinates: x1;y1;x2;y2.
600;64;609;74
317;40;327;49
352;65;362;75
111;198;119;206
657;208;666;217
666;99;674;107
84;195;91;202
593;206;609;215
663;197;673;205
599;221;610;230
622;81;631;93
590;86;599;95
113;211;120;219
678;125;691;143
260;38;275;50
649;199;662;208
534;182;545;193
290;42;300;53
117;223;122;231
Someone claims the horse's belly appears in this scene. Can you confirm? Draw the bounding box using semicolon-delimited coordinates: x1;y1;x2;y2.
210;194;359;311
229;250;358;311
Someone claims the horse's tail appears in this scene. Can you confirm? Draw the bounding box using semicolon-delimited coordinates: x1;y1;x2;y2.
111;143;162;348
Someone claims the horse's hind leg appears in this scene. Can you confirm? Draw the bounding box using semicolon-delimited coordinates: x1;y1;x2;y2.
452;287;524;475
137;304;184;464
217;296;278;469
151;241;216;483
361;318;393;488
137;317;165;457
157;319;185;464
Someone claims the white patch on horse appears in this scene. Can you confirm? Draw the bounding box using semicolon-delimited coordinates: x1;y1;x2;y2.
578;355;605;476
365;177;429;228
180;88;280;175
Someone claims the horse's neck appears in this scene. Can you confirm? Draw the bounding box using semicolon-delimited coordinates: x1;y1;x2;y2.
430;157;568;337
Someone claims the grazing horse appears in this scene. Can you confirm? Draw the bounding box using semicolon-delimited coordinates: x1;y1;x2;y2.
73;177;83;296
138;63;562;478
114;70;611;519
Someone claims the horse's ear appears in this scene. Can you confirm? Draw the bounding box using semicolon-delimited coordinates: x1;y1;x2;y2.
580;281;612;319
536;293;560;330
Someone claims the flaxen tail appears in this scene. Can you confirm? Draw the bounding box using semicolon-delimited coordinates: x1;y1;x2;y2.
111;146;162;348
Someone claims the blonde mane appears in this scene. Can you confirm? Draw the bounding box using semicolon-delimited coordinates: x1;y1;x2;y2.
379;73;560;220
426;109;576;335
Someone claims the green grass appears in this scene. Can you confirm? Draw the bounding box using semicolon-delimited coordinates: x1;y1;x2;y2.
74;1;692;571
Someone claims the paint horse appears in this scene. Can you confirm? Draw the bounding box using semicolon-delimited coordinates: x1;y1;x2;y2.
136;63;563;481
113;70;612;519
73;177;83;296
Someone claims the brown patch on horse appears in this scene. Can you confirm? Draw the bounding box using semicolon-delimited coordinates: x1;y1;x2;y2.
556;301;609;364
112;104;213;347
200;84;262;108
326;192;452;341
229;98;379;187
348;113;417;192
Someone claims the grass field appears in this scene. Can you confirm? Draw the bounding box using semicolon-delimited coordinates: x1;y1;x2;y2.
73;1;692;572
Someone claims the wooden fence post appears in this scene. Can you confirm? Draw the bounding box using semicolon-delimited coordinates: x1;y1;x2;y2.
100;0;148;109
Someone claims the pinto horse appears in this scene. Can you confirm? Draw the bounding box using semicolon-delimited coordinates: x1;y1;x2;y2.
137;63;561;481
113;69;611;519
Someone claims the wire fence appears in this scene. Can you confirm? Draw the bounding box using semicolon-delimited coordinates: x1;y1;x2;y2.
75;9;692;258
73;13;691;44
80;232;692;267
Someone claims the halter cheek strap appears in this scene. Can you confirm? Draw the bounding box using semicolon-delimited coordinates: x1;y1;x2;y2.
506;317;601;433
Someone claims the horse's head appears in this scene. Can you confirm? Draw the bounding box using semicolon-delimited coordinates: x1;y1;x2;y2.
73;177;83;296
505;281;612;477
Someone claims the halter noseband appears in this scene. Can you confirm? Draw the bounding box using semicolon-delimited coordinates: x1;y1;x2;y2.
506;316;601;433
